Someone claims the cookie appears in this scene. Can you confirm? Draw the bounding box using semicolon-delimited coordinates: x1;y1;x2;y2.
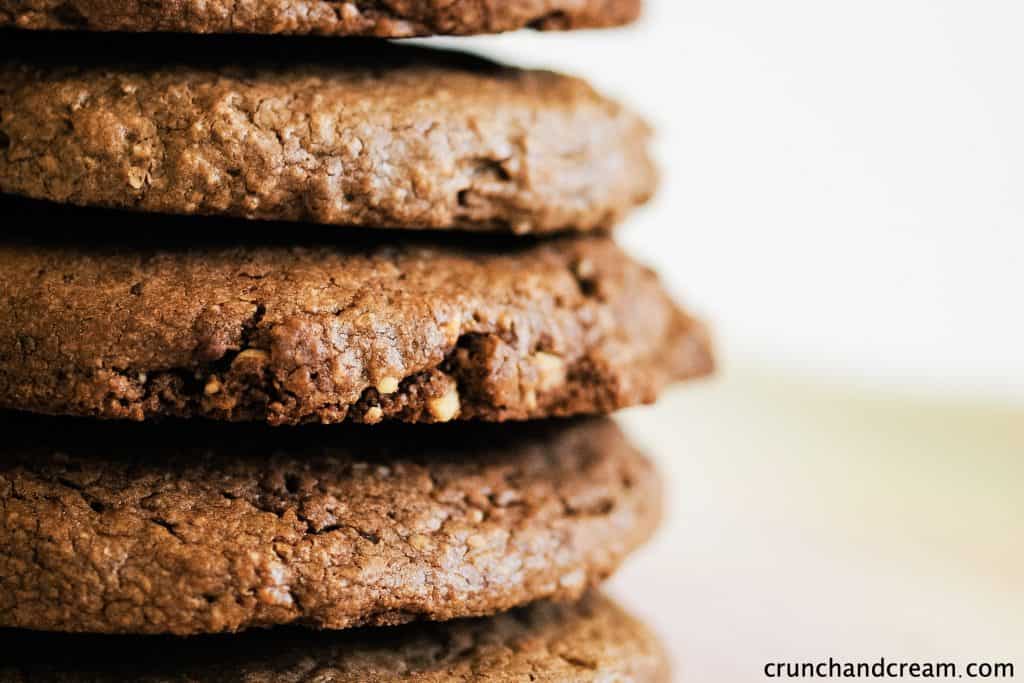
0;36;655;234
0;593;669;681
0;211;712;425
0;415;660;635
0;0;642;37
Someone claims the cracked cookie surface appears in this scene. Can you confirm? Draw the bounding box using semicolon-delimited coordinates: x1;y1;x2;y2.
0;36;655;234
0;415;661;635
0;0;642;37
0;593;669;681
0;211;713;425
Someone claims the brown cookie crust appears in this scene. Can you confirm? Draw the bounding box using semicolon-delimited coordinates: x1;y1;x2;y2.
0;38;655;234
0;416;661;635
0;0;642;37
0;593;669;681
0;221;712;425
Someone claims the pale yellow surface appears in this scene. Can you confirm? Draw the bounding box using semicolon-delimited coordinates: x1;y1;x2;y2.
609;369;1023;680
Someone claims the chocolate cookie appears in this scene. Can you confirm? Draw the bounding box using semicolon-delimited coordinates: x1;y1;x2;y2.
0;212;712;425
0;415;661;635
0;36;655;234
0;0;642;37
0;594;669;681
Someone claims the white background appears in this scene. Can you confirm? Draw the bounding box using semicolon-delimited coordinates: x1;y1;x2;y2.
435;0;1024;403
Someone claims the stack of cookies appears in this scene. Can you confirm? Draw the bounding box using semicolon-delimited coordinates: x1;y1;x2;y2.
0;2;713;680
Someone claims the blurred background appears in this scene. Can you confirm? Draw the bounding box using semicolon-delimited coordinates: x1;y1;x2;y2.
429;0;1022;678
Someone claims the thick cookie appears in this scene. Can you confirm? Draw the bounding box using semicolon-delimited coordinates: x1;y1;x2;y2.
0;594;669;681
0;36;655;234
0;0;642;37
0;212;712;425
0;415;661;635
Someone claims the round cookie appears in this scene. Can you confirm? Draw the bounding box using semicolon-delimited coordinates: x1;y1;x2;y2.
0;215;713;425
0;0;642;38
0;415;661;635
0;594;670;682
0;36;655;235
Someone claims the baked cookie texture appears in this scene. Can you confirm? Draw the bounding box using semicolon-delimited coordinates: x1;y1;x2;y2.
0;212;713;425
0;0;643;37
0;37;655;234
0;415;661;635
0;593;669;681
